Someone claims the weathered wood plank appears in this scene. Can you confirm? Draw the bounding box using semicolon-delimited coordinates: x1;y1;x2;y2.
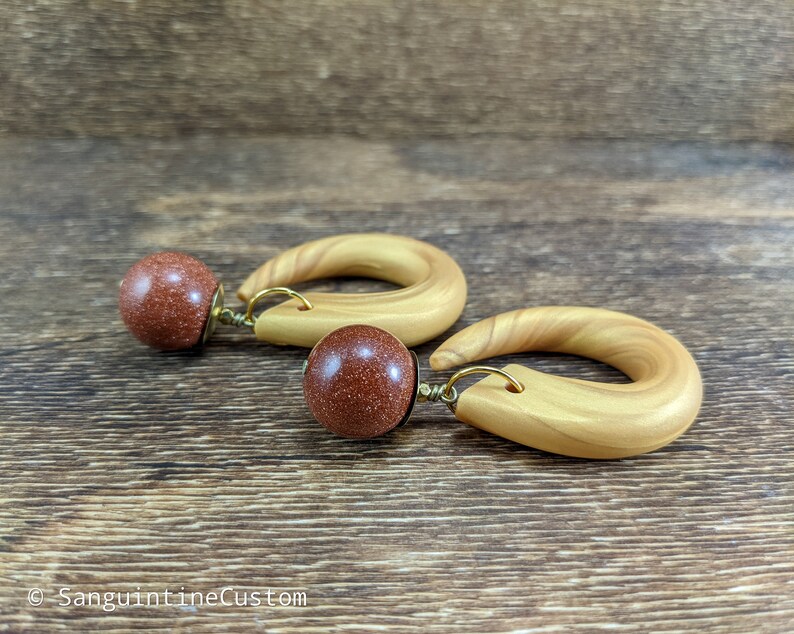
0;138;792;632
1;2;793;140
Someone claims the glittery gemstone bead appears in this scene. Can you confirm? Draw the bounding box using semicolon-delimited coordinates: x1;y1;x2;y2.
119;252;219;350
303;325;417;438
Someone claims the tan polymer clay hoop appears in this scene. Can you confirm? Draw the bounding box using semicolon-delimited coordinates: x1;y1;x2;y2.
430;306;703;459
237;233;467;348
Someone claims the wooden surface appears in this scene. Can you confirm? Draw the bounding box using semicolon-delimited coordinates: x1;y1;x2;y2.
0;137;792;632
2;1;794;140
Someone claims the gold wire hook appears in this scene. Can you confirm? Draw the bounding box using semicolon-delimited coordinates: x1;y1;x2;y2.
215;286;314;332
244;286;314;324
416;365;525;414
443;365;525;400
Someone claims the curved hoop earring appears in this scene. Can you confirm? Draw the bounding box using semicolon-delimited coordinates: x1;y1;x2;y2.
237;233;467;348
428;306;703;459
296;306;700;458
118;234;465;351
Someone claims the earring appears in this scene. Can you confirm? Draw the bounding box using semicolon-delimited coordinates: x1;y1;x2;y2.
301;307;702;458
118;233;467;351
236;232;467;348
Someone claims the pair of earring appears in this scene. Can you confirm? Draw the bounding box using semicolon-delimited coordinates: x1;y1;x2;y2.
119;233;702;459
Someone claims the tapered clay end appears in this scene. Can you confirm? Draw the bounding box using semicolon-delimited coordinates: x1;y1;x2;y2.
119;252;219;350
428;349;461;371
303;325;416;438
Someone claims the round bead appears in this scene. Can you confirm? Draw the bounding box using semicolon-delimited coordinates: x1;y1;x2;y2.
119;252;219;350
303;325;417;438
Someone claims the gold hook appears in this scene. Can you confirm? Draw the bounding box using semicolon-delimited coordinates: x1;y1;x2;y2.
419;365;525;414
214;286;314;332
244;287;314;324
444;365;525;399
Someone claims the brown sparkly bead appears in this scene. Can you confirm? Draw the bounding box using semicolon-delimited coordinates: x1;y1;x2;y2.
119;252;219;351
303;325;417;438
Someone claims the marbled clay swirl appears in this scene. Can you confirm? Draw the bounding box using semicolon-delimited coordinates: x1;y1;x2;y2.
430;306;702;459
236;233;466;349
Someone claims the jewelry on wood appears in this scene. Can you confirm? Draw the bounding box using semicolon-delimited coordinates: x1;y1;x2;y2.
119;233;467;351
301;307;702;459
118;237;702;459
118;251;313;351
302;324;419;438
237;232;468;348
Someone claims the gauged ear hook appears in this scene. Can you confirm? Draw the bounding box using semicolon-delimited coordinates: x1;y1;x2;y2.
237;233;467;348
119;251;318;351
428;306;703;459
298;306;701;454
119;233;465;351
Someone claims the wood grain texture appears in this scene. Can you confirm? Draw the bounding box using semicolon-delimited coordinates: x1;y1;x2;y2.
2;1;794;140
240;233;467;348
431;306;703;459
0;137;792;632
